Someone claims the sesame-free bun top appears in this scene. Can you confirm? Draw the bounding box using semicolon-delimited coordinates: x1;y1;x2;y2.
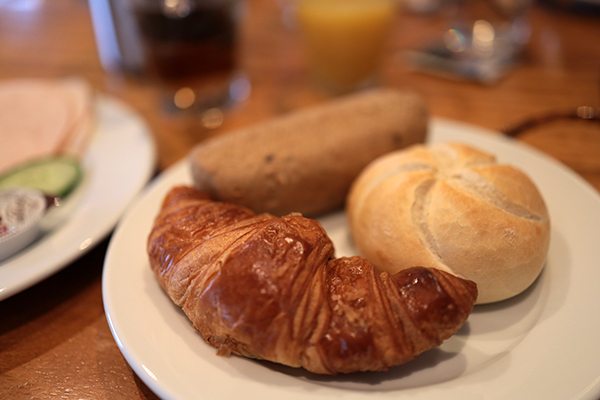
346;142;550;304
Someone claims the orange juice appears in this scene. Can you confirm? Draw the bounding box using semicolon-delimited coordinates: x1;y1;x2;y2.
297;0;397;92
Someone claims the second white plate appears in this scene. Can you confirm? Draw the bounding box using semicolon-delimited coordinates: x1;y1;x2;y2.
0;94;156;300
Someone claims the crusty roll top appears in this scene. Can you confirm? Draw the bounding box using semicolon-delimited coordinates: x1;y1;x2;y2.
347;142;550;304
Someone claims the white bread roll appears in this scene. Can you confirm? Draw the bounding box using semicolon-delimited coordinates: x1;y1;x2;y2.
347;142;550;304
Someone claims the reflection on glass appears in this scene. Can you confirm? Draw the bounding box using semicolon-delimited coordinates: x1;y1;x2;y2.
444;28;467;52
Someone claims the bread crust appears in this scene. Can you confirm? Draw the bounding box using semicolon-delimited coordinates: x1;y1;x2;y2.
347;142;551;304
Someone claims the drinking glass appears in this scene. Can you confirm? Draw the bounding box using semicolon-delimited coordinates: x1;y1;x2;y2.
406;0;533;84
128;0;250;114
295;0;398;93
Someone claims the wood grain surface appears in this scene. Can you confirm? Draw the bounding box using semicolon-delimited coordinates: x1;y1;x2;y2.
0;0;598;399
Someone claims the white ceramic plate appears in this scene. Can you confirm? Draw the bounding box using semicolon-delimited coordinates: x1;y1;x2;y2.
0;95;156;300
103;117;600;400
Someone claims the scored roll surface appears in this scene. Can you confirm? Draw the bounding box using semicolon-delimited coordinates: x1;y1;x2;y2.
347;142;551;304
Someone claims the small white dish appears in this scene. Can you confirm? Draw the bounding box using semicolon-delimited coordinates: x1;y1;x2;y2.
103;117;600;400
0;187;48;261
0;94;156;300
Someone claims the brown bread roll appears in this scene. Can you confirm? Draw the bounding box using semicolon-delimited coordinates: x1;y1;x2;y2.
189;88;428;217
347;142;551;304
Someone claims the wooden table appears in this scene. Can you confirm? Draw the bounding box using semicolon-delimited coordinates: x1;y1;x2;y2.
1;0;599;399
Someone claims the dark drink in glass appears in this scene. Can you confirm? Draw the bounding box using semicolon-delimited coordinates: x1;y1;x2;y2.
133;0;241;110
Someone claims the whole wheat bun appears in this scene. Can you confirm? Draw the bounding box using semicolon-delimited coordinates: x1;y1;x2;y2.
347;142;550;304
189;89;428;217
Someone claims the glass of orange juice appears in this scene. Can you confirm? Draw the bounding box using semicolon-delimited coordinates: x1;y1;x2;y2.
296;0;398;93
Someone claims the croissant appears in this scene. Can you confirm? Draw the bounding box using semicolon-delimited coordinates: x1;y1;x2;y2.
148;186;478;375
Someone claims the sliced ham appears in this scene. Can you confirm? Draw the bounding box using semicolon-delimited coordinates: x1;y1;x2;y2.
0;78;95;174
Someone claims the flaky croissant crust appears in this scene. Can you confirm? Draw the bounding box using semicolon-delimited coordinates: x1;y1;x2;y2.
148;186;477;375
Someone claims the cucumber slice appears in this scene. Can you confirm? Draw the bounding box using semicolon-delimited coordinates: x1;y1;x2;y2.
0;156;83;198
